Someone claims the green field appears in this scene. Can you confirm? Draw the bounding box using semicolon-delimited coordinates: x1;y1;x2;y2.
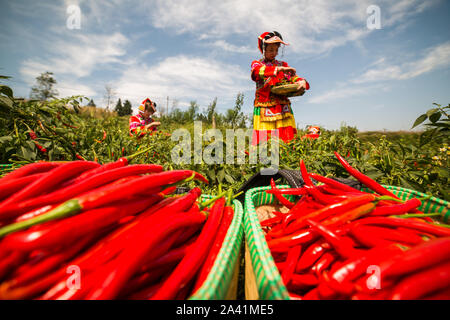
1;83;448;201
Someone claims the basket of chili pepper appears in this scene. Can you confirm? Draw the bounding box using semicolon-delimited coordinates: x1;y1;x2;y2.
271;84;305;97
0;155;244;300
190;194;244;300
243;153;450;300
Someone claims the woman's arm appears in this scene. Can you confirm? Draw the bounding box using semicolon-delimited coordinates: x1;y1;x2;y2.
251;60;278;82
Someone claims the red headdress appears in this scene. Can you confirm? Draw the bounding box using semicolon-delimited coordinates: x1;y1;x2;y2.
258;31;289;54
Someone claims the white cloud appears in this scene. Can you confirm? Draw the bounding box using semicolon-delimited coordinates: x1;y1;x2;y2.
308;85;376;104
56;81;97;98
19;32;128;81
114;55;253;110
141;0;437;55
310;41;450;104
210;40;254;54
353;42;450;83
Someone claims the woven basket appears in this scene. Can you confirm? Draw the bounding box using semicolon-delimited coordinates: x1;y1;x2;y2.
243;184;449;300
0;164;16;177
189;195;244;300
271;84;304;97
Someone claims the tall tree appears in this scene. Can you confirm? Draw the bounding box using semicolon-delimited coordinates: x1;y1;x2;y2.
206;97;218;129
114;98;123;115
87;99;96;107
225;93;246;128
122;100;133;116
186;101;199;122
30;72;58;101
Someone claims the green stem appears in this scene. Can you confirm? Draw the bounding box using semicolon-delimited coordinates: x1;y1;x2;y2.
0;199;82;238
417;195;433;201
127;146;153;162
199;191;227;209
376;196;404;203
431;222;450;228
226;188;233;206
232;191;243;200
391;212;442;219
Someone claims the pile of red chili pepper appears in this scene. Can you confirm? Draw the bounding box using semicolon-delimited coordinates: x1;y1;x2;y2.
262;152;450;300
0;155;236;300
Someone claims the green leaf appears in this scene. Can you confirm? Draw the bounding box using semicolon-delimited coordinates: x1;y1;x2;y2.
0;135;13;143
412;114;427;128
429;112;441;123
217;169;225;184
436;167;449;179
0;85;13;98
426;108;439;117
225;173;235;184
0;95;13;109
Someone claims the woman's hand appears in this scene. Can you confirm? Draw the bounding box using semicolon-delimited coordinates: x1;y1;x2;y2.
296;80;307;95
277;66;296;75
144;122;161;130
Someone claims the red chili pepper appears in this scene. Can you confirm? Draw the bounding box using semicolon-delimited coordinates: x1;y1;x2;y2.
75;154;85;161
329;243;406;287
6;235;96;288
0;264;66;299
0;173;45;202
369;198;421;216
299;159;315;187
102;130;107;141
265;187;308;196
267;229;316;253
192;204;234;291
322;202;376;227
29;131;38;140
349;225;393;248
390;260;450;300
13;204;57;224
378;236;450;279
295;240;329;272
151;198;225;300
304;185;346;205
334;152;400;200
308;173;362;194
281;245;302;286
291;274;319;287
270;178;295;208
0;162;60;183
0;170;206;238
422;288;450;300
33;141;47;153
354;225;424;247
87;207;208;299
305;219;361;259
0;251;27;281
71;146;153;184
3;197;161;251
0;161;100;211
279;194;376;236
2;164;164;217
312;252;337;277
354;216;450;237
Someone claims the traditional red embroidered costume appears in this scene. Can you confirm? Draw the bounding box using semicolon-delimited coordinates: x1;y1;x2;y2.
251;31;310;145
129;98;157;137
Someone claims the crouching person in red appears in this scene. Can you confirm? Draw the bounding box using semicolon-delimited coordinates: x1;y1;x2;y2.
129;98;161;137
302;126;321;140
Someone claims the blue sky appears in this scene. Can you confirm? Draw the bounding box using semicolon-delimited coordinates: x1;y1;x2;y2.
1;0;449;131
